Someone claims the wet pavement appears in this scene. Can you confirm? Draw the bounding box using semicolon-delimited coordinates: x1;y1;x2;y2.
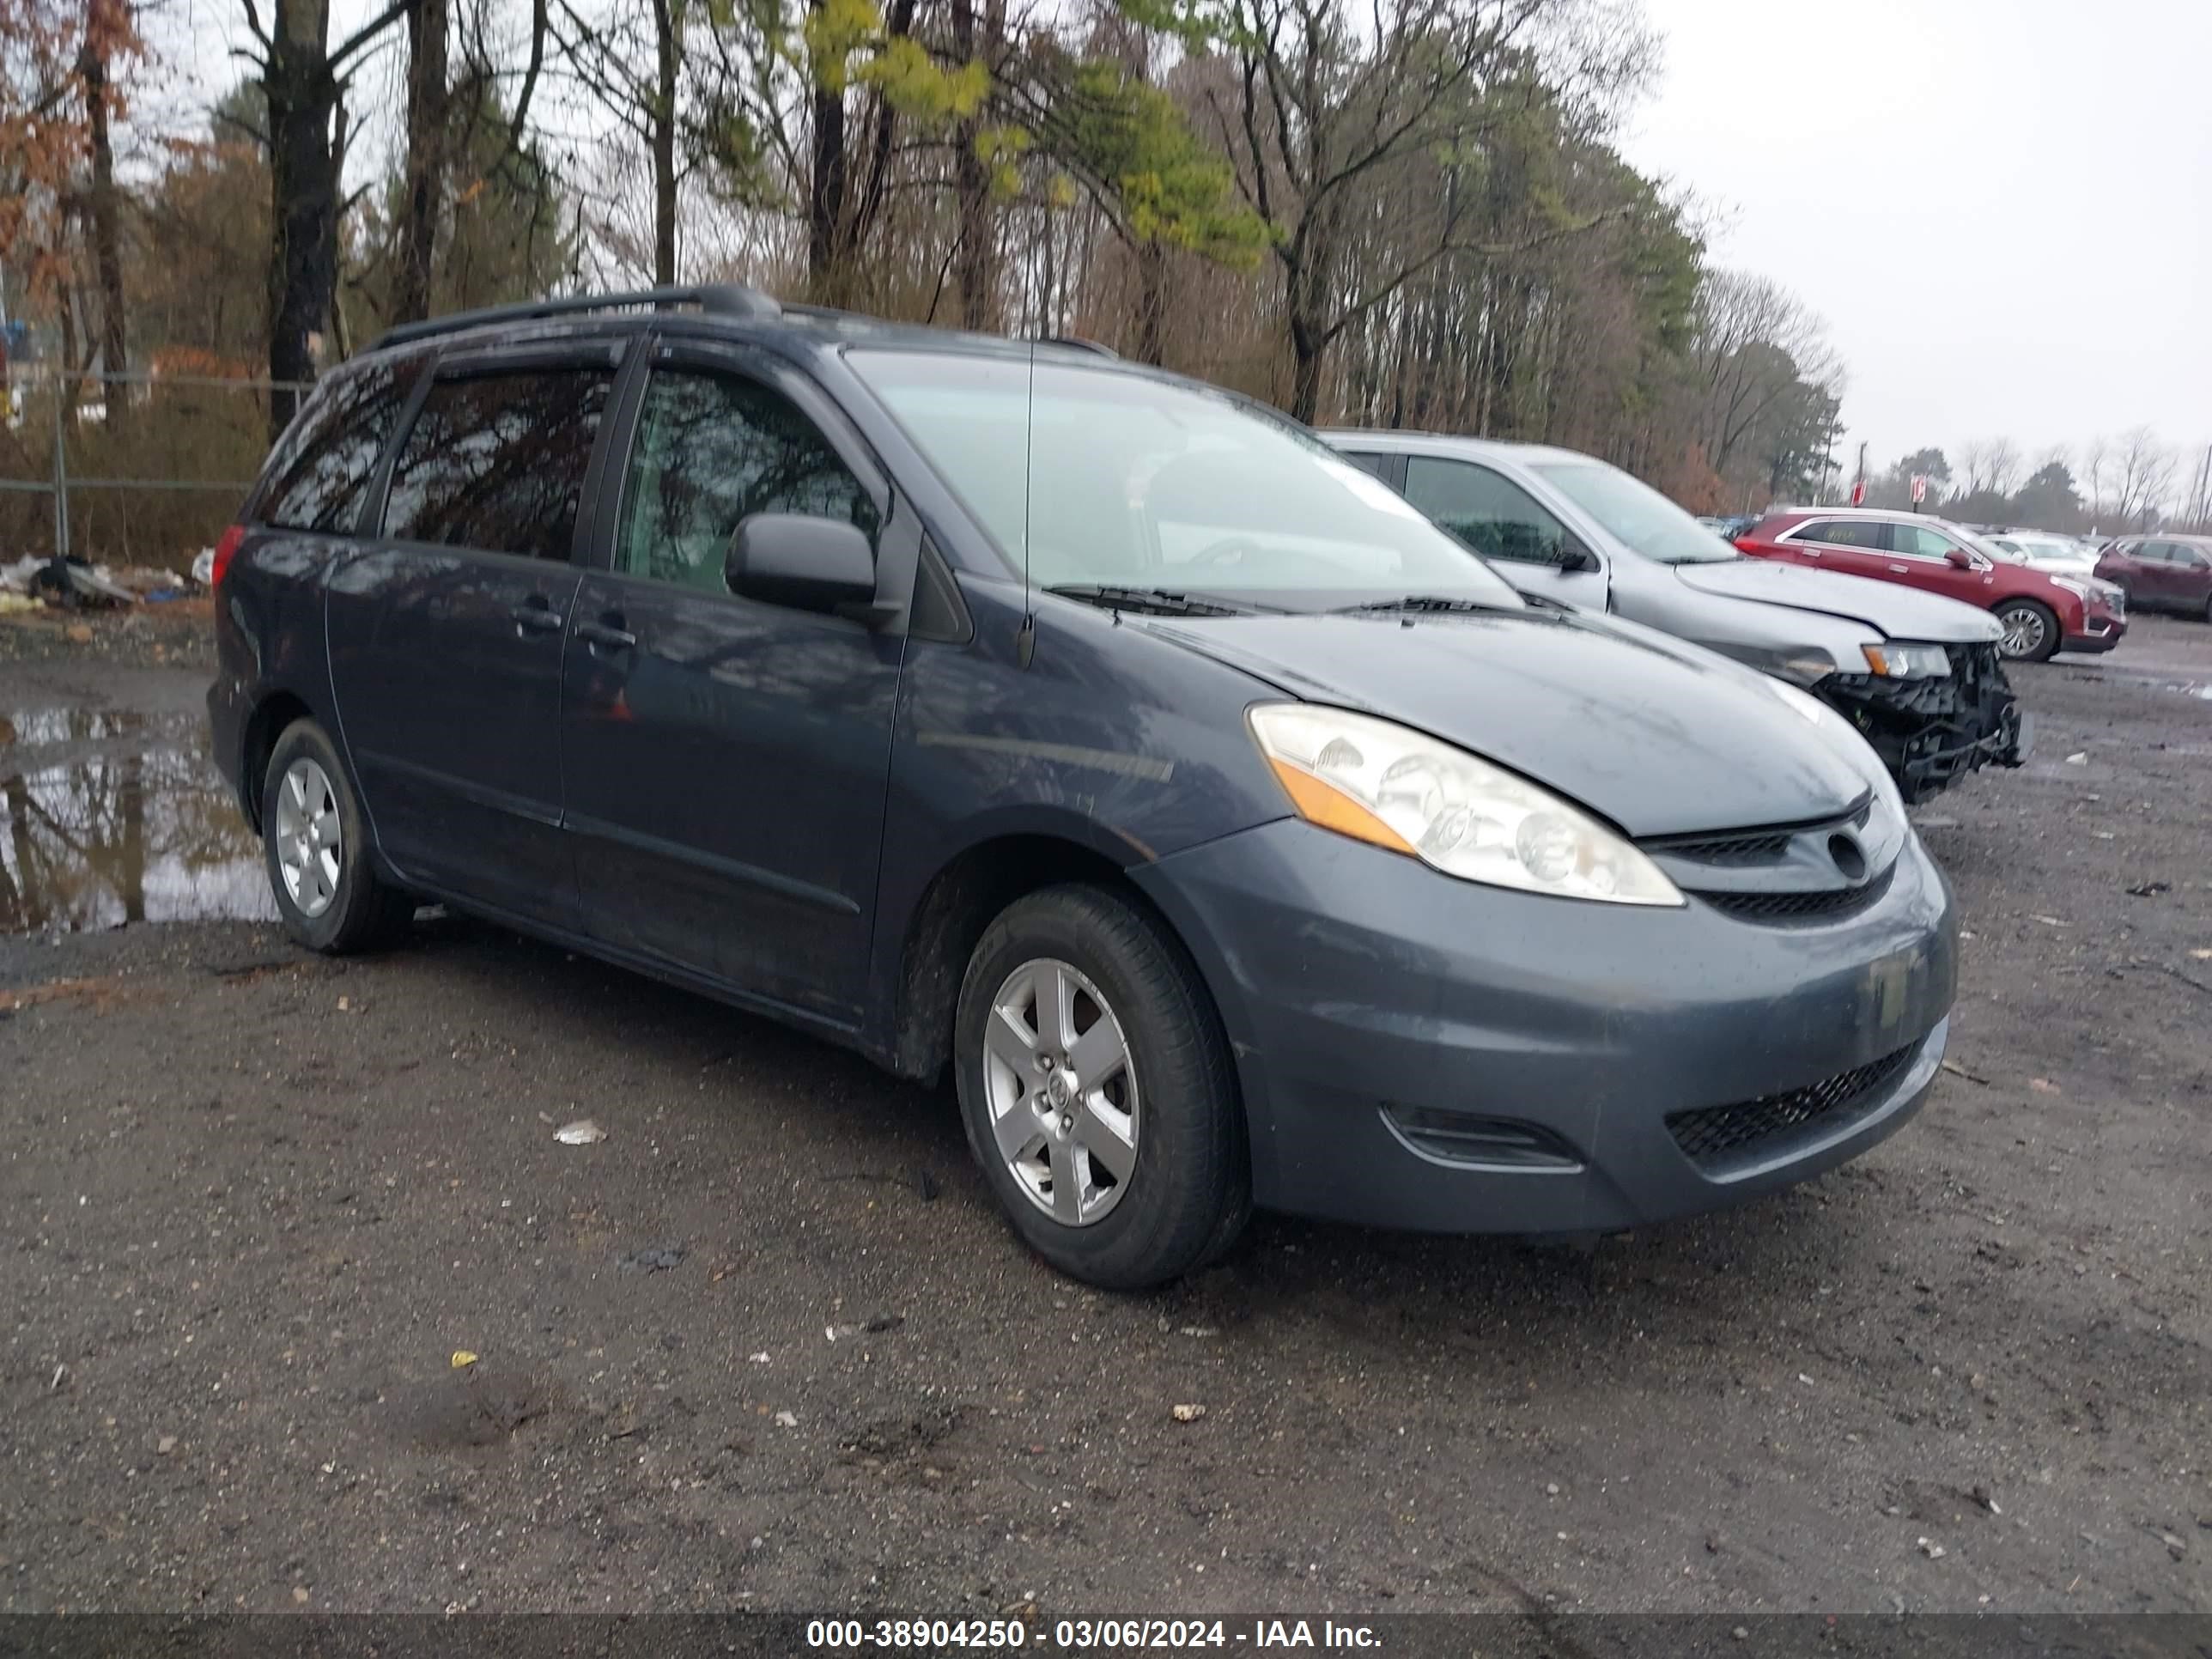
0;703;273;935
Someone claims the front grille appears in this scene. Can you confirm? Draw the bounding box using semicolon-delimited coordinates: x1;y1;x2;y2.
1649;800;1870;869
1698;863;1894;924
1667;1043;1918;1170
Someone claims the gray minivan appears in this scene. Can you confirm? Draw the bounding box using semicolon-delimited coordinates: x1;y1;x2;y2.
210;288;1959;1289
1327;432;2027;802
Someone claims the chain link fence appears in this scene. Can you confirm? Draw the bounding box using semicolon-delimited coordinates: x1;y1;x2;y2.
0;367;302;574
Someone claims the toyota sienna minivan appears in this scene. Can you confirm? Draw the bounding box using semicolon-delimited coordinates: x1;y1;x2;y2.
209;286;1958;1288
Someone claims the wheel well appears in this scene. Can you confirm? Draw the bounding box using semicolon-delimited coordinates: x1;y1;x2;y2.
239;691;313;831
890;835;1134;1084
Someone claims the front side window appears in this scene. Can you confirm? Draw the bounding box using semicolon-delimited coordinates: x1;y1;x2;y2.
382;368;615;560
2175;545;2210;569
1891;523;1963;560
1529;459;1735;565
613;369;878;592
1402;458;1575;568
258;361;412;534
846;351;1522;612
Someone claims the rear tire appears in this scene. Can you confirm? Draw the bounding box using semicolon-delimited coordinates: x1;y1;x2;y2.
954;884;1248;1290
1993;598;2060;663
260;719;414;954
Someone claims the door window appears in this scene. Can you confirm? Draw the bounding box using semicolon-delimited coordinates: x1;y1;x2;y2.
613;368;878;592
258;361;413;534
382;368;616;560
1402;457;1574;566
2138;541;2179;563
1336;451;1392;480
2173;545;2210;570
1792;519;1887;549
1890;523;1963;560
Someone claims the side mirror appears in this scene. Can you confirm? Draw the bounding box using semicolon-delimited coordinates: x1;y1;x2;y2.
725;514;886;622
1943;549;1975;569
1560;539;1601;574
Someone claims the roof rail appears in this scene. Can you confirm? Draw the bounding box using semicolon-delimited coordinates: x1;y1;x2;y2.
1037;334;1118;358
372;284;781;352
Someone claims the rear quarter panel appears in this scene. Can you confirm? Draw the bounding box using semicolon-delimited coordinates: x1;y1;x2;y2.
210;532;348;826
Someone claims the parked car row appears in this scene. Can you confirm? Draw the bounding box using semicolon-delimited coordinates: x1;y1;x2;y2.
214;288;1967;1288
1326;435;2029;804
1729;507;2126;664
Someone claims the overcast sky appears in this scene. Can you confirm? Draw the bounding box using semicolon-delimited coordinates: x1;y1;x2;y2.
1621;0;2211;476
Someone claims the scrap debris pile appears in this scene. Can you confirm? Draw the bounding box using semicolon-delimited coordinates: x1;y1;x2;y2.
0;550;212;614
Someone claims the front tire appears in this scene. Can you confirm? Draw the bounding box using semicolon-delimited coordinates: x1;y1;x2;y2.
1994;598;2060;662
260;719;414;953
954;884;1248;1290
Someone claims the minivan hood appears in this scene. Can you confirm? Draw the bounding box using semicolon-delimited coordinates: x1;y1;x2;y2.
1672;560;2002;644
1141;609;1875;837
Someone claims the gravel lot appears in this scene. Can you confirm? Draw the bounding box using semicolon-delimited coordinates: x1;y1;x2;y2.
2;611;2208;1618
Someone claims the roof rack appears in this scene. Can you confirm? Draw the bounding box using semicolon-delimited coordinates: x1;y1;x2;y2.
372;283;781;352
1037;334;1118;358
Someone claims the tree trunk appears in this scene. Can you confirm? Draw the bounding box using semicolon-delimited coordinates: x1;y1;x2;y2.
651;0;678;283
949;0;999;331
265;0;337;441
81;26;128;430
805;0;847;301
395;0;450;325
1133;244;1167;365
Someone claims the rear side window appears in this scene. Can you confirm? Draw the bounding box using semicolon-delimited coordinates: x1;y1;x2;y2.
383;368;615;560
257;362;410;533
1792;518;1885;549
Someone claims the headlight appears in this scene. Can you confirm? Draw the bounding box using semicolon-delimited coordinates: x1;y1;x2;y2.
2050;577;2091;601
1768;648;1838;686
1861;642;1951;678
1247;704;1683;906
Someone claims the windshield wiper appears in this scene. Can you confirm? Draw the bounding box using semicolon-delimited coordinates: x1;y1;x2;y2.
1330;593;1507;617
1045;584;1255;617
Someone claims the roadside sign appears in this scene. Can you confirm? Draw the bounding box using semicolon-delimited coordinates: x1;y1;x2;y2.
1911;475;1928;504
1850;478;1866;506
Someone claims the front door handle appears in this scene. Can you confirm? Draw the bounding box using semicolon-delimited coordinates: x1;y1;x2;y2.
510;598;564;634
576;617;637;650
1887;563;1910;574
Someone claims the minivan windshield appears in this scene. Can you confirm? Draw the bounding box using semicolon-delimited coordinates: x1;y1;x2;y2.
1530;459;1741;566
849;351;1523;614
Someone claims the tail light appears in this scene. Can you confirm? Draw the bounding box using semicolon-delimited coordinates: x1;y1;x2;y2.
210;524;246;592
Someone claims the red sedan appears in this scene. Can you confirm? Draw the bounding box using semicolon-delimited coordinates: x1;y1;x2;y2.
2095;535;2212;622
1735;507;2126;663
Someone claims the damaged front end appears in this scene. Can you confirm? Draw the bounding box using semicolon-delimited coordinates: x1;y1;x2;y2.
1817;643;2028;805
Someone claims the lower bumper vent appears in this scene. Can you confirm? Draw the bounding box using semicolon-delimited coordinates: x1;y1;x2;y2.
1666;1042;1919;1170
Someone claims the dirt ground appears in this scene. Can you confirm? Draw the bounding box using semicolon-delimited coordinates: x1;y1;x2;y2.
2;609;2208;1619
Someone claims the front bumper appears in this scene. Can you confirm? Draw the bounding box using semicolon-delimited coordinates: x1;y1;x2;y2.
2062;615;2125;654
1818;643;2027;803
1133;818;1957;1235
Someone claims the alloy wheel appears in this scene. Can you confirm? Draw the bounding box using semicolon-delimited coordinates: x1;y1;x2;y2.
1997;606;2048;659
981;957;1140;1226
274;757;343;919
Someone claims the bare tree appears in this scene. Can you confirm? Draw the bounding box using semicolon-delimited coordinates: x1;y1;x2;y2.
2113;426;2176;529
1692;270;1842;478
1986;435;2020;497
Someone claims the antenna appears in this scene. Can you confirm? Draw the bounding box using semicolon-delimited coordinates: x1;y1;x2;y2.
1017;343;1037;669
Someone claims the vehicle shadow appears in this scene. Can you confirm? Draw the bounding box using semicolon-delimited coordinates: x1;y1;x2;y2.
396;908;1904;1364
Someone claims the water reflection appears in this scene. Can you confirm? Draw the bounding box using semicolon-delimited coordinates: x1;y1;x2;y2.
1;708;275;934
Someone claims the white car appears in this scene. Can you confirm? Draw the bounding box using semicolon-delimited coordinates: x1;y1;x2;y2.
1980;531;2101;575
